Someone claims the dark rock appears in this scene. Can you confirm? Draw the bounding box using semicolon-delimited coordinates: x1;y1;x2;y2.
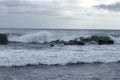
80;37;91;42
90;35;110;42
64;40;84;45
81;35;111;42
50;44;54;47
81;35;109;41
80;35;114;45
51;40;64;43
0;34;8;44
98;40;114;45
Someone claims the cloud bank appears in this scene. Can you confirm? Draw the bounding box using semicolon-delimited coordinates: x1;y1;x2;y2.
0;0;120;16
95;2;120;12
0;0;120;29
0;0;81;16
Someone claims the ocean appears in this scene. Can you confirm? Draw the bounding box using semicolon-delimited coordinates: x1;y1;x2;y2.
0;28;120;80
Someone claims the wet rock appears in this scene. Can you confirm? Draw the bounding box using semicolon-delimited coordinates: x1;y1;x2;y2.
80;37;91;42
64;40;84;45
50;44;54;47
0;34;8;44
51;40;64;43
80;35;114;45
98;40;114;45
81;35;111;42
90;35;111;42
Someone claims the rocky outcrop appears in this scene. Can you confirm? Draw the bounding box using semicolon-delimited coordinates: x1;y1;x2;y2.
64;35;114;45
98;40;114;45
80;35;114;45
64;39;84;45
0;34;8;44
90;35;111;42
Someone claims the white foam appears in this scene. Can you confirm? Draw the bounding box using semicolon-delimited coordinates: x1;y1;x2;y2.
8;30;120;44
8;31;91;43
109;35;120;44
1;30;120;67
0;45;120;67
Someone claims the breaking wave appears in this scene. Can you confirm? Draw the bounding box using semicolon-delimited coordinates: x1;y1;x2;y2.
1;30;120;80
0;30;120;67
7;31;120;44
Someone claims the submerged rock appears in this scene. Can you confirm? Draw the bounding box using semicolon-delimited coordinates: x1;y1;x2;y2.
0;34;8;44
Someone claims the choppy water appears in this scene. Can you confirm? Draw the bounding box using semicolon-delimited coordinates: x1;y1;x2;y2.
0;29;120;67
0;63;120;80
1;28;120;80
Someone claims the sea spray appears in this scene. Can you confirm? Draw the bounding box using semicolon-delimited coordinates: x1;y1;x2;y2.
7;30;120;43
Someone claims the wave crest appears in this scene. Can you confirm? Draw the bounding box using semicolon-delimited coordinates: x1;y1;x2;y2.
8;31;90;43
7;31;120;44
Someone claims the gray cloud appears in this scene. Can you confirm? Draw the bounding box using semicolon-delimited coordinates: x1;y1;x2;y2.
0;0;28;7
95;2;120;12
0;0;58;15
0;0;82;16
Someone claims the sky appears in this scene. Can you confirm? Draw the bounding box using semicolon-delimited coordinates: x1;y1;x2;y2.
0;0;120;29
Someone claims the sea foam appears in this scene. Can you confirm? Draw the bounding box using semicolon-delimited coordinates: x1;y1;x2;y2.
0;30;120;67
7;31;120;43
0;45;120;67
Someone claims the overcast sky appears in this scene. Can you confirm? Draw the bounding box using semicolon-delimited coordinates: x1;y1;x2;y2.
0;0;120;29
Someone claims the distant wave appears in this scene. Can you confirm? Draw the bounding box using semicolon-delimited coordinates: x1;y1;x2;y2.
7;31;90;43
6;31;120;44
5;61;120;67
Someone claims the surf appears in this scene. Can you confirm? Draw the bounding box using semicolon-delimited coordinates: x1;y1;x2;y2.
5;31;120;44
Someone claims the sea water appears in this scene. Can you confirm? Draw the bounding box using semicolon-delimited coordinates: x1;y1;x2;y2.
0;28;120;80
